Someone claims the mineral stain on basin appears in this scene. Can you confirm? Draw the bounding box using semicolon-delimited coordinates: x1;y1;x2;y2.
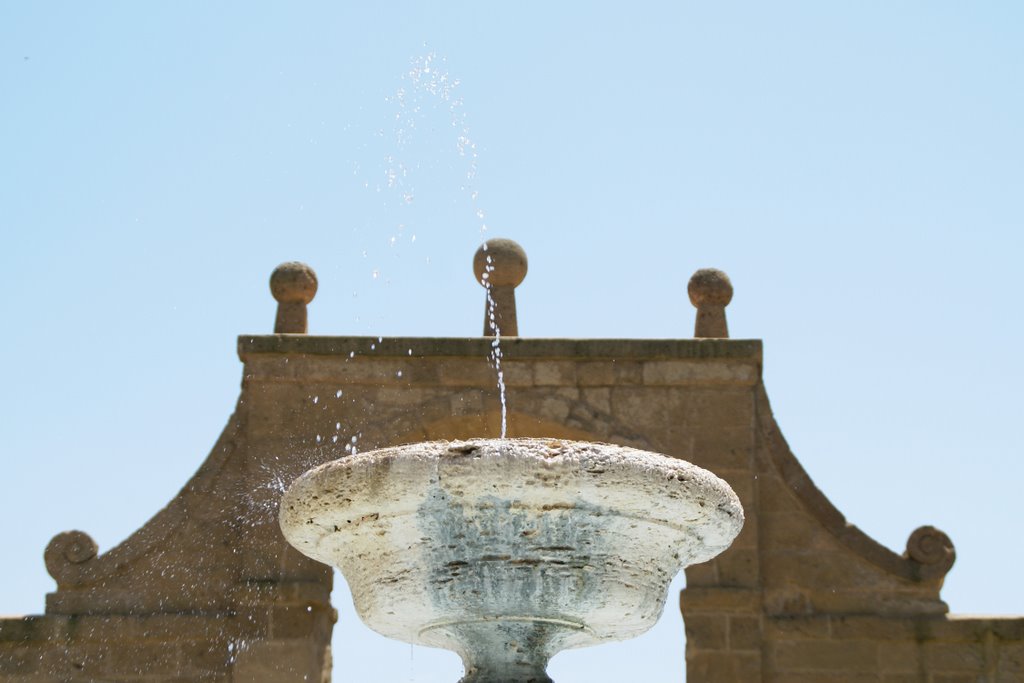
280;438;743;683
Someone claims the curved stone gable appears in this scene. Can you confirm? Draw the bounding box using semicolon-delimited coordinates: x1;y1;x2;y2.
1;331;1020;681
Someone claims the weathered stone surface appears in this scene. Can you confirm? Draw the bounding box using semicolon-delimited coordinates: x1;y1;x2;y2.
280;438;743;682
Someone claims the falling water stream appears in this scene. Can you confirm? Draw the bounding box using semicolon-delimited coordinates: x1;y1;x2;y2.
323;51;514;682
382;50;510;437
479;245;508;437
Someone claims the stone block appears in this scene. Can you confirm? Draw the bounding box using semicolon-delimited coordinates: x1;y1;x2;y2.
761;551;887;594
763;615;830;640
532;361;577;386
576;361;615;386
501;361;533;387
760;511;829;551
690;440;754;477
683;614;728;650
580;387;611;414
770;675;877;683
926;616;1024;642
684;560;718;587
681;587;761;614
757;470;800;513
0;618;64;644
922;642;985;672
449;390;486;416
613;361;643;384
438;360;497;387
878;641;920;673
0;645;41;674
178;639;231;675
772;640;878;672
998;641;1023;674
811;589;947;618
270;605;332;640
715;548;760;587
830;616;918;641
642;360;758;386
728;615;762;651
687;650;761;682
40;642;182;678
763;587;816;616
230;639;323;682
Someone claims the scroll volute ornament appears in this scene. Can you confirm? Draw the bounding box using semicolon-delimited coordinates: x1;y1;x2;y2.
45;530;98;587
904;525;956;580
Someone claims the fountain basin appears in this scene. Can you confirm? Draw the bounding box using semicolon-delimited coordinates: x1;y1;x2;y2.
280;438;743;682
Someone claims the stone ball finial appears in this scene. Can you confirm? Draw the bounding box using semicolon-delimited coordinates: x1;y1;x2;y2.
473;238;527;337
473;238;528;288
688;268;733;308
271;262;318;304
688;268;733;339
270;262;317;333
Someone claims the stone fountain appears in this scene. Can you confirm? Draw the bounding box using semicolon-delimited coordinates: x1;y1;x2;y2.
278;240;744;682
280;437;743;683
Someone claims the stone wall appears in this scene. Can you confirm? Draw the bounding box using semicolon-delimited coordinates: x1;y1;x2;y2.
1;329;1021;681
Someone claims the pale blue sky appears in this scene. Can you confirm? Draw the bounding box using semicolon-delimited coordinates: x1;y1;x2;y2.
2;3;1022;681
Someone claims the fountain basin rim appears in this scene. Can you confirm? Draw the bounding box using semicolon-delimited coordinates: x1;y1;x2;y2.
300;503;712;536
280;437;745;569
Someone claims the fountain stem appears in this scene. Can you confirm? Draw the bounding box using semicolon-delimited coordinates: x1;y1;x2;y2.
459;651;553;683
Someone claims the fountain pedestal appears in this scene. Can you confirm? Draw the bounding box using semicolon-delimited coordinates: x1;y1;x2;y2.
280;438;743;683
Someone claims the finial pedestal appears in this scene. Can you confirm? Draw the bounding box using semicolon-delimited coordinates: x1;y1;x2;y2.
474;239;527;337
270;262;317;333
688;268;733;338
